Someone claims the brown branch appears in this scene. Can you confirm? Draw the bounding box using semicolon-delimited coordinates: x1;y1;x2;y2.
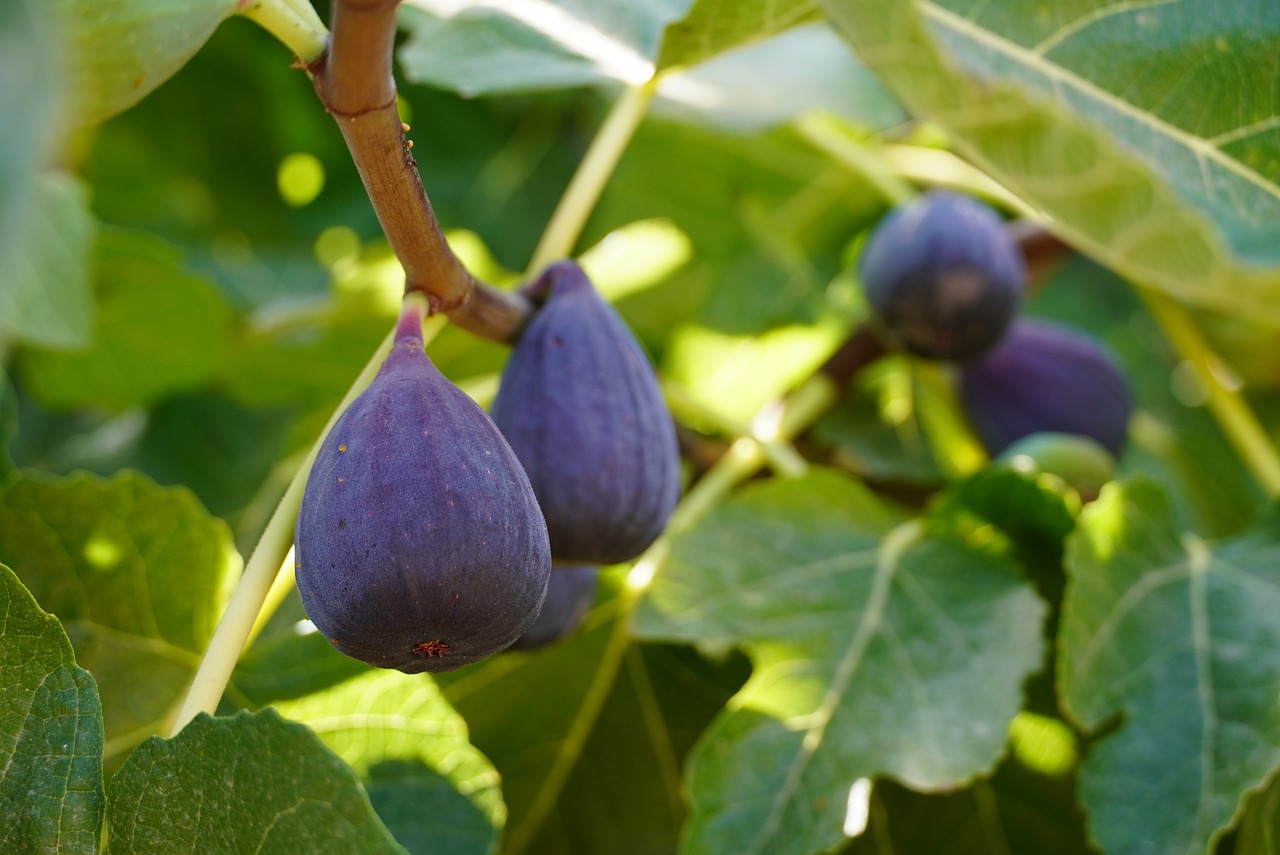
308;0;533;343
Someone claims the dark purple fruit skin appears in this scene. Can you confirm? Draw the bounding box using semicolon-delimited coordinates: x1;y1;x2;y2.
295;303;551;674
491;261;680;565
960;320;1132;457
507;564;598;651
858;190;1025;361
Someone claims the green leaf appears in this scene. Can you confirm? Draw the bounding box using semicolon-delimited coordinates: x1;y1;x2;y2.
656;0;820;71
440;604;622;849
635;469;1047;855
18;229;234;412
0;470;241;764
0;173;96;351
107;709;406;854
517;642;750;855
1060;479;1280;855
821;0;1280;320
0;564;104;855
398;0;692;94
653;22;904;133
273;670;504;855
1237;775;1280;855
0;0;61;280
50;0;237;127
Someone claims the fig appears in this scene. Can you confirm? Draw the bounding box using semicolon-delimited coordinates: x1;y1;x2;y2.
491;261;680;565
960;321;1132;458
507;564;598;651
858;190;1025;361
294;297;552;673
996;431;1117;502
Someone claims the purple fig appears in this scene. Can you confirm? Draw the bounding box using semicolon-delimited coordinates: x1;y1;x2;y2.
507;564;598;651
858;190;1025;361
961;321;1132;457
294;298;552;673
491;261;680;565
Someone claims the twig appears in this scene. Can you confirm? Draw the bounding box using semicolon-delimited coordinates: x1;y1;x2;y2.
308;0;533;342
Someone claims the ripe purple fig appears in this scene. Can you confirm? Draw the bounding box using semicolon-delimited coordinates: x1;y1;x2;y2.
858;190;1025;361
960;321;1132;457
491;260;681;565
294;297;552;673
507;564;598;651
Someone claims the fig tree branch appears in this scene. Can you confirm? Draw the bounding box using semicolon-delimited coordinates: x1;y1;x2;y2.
308;0;532;342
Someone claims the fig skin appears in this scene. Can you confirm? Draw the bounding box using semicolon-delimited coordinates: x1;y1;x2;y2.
858;190;1025;361
491;260;680;565
294;298;552;674
960;321;1132;458
507;564;598;651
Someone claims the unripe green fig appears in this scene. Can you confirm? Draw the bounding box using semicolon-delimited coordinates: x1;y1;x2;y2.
294;297;552;673
960;320;1132;458
492;261;680;565
507;564;598;651
997;431;1117;502
858;190;1025;361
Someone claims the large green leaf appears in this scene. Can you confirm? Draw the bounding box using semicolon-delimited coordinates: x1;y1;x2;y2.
0;564;104;855
18;229;234;411
50;0;237;127
656;0;820;71
1060;479;1280;855
504;640;750;855
821;0;1280;319
635;469;1047;855
652;23;904;133
0;173;96;351
0;0;60;282
398;0;832;96
107;709;406;854
398;0;692;93
274;670;504;855
439;603;622;851
0;471;241;764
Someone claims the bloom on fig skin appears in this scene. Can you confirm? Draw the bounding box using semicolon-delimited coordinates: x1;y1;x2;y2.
492;260;681;565
960;320;1132;458
858;190;1026;361
294;298;552;674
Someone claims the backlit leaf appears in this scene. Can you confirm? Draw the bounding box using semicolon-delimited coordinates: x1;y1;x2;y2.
0;564;104;855
107;709;405;854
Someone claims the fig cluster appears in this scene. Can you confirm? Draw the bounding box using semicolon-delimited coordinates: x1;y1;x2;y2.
295;260;682;672
294;299;551;674
855;192;1134;478
492;260;681;566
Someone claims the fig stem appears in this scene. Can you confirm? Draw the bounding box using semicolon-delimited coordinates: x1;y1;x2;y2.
169;323;399;735
237;0;329;61
1141;290;1280;497
526;81;657;276
307;0;534;342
